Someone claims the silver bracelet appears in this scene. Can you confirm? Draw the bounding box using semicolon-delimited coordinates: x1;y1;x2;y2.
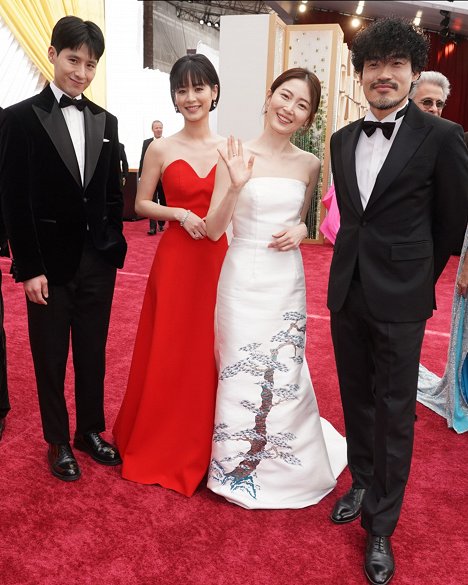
180;209;191;226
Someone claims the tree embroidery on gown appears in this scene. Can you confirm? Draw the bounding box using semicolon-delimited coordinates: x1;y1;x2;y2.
210;312;307;499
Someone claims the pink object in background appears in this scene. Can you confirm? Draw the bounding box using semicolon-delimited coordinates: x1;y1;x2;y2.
320;184;340;245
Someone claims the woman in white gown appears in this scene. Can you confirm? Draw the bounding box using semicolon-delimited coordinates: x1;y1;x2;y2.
206;68;347;509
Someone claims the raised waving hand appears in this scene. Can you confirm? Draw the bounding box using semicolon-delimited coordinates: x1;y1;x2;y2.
218;135;255;191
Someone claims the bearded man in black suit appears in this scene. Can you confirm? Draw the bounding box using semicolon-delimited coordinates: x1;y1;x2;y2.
327;17;468;585
0;16;127;480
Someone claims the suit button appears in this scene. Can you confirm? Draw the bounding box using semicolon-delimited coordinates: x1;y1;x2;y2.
361;219;367;226
83;197;88;203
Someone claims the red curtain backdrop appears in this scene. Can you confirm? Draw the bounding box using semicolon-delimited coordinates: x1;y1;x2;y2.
296;11;468;129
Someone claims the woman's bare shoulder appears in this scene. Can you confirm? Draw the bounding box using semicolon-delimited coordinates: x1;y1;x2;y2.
291;144;320;169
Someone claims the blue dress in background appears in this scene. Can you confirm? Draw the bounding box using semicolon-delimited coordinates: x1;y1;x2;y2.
417;227;468;434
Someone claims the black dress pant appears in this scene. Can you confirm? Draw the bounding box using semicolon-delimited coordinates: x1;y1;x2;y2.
149;182;166;231
27;240;116;444
331;280;426;536
0;271;10;419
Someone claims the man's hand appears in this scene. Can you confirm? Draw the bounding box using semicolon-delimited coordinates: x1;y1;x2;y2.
23;275;49;305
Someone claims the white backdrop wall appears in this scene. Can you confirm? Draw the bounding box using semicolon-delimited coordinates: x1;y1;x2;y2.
105;0;220;169
105;0;182;169
217;14;272;140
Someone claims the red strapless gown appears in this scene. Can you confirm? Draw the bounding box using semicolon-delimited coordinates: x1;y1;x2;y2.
113;159;228;496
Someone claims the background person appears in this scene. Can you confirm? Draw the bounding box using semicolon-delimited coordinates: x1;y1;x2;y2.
119;142;129;188
138;120;166;234
409;70;450;116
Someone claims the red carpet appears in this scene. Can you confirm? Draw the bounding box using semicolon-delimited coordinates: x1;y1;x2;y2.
0;222;466;585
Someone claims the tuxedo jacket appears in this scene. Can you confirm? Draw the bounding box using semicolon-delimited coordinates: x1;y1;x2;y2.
0;85;127;285
328;101;468;322
138;137;165;203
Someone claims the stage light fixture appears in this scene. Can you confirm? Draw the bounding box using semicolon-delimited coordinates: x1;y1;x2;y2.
356;2;365;16
351;17;361;28
298;4;307;13
439;9;452;41
413;10;422;26
440;10;450;28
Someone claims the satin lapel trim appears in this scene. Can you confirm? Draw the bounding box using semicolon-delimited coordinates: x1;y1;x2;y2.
84;108;105;191
32;101;82;188
367;119;430;209
342;123;364;216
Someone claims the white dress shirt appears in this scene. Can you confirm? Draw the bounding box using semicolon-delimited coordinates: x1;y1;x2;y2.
50;82;86;185
355;102;408;210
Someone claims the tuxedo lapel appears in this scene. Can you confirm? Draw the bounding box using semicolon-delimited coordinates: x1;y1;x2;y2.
32;87;81;188
83;106;106;191
342;122;364;216
366;103;430;210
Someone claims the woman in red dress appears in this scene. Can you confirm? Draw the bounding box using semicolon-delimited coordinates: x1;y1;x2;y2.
113;55;228;496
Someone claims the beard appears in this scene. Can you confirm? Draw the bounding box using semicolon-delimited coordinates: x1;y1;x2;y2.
367;95;407;111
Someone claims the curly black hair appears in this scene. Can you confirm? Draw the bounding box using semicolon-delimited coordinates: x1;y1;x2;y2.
351;17;429;75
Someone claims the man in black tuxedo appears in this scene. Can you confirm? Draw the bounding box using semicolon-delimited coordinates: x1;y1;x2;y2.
138;120;166;234
0;17;127;480
327;17;468;585
119;142;129;189
0;107;10;441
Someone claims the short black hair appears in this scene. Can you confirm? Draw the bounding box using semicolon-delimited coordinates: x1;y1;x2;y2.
351;17;429;75
170;54;220;111
50;16;105;60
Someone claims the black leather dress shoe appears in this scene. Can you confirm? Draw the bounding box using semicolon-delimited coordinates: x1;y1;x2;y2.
147;229;156;236
364;535;395;585
331;487;366;524
74;432;122;466
0;416;6;441
48;443;81;481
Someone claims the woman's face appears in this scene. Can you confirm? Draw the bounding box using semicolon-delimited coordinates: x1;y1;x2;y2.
174;76;218;122
265;78;312;135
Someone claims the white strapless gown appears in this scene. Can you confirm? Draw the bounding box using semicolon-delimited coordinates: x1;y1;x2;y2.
207;177;347;509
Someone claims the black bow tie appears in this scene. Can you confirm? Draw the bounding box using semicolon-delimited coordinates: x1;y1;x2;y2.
362;121;396;139
362;104;408;140
59;94;89;111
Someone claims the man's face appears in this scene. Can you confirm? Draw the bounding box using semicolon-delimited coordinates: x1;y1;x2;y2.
152;122;163;138
48;44;97;98
412;82;445;116
360;57;419;120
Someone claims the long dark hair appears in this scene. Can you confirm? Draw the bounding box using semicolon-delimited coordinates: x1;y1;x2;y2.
170;54;220;111
269;68;321;130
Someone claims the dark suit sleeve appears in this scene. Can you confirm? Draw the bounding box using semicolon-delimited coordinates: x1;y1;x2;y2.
0;108;46;280
138;140;149;178
119;143;129;178
432;123;468;281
